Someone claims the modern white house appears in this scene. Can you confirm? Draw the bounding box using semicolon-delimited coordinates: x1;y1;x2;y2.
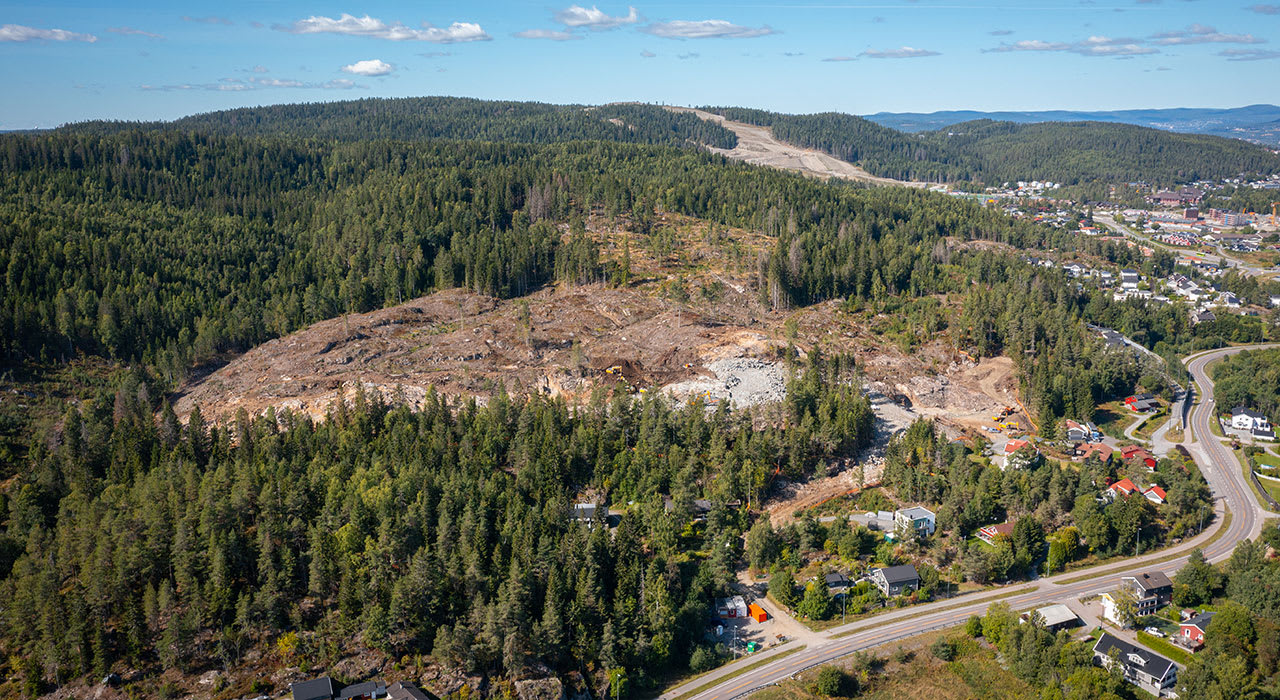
894;506;937;538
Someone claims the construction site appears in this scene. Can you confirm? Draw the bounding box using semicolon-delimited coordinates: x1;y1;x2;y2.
174;210;1032;516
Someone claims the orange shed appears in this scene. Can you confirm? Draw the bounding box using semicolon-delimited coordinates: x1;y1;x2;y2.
748;603;768;623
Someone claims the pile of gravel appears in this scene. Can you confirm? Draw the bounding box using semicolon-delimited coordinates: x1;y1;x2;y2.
663;357;788;408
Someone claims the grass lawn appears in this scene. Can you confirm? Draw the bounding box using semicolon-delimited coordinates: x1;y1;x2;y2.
1095;401;1142;440
1133;408;1169;442
1136;631;1192;666
753;633;1038;700
1255;452;1280;469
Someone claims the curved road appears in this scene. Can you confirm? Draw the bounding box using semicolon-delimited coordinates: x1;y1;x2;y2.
662;344;1278;700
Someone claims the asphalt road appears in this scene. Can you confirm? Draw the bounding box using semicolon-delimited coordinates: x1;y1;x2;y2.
661;343;1278;700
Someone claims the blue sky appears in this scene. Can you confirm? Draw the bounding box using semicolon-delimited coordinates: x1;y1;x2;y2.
2;0;1279;129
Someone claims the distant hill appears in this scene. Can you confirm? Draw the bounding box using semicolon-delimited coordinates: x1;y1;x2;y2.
706;107;1280;185
61;96;739;150
864;104;1280;145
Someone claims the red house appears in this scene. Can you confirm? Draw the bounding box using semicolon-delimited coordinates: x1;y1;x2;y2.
1180;611;1215;649
1004;439;1029;455
1108;478;1139;500
1143;485;1167;505
1121;445;1157;470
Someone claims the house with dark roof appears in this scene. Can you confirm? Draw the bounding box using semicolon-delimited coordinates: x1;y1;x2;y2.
824;572;852;596
1125;393;1159;413
1093;633;1178;696
388;682;433;700
292;678;339;700
338;681;388;700
870;565;919;598
1124;571;1174;616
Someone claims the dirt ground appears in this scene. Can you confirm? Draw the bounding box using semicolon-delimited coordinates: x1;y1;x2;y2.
667;107;931;189
174;214;1028;512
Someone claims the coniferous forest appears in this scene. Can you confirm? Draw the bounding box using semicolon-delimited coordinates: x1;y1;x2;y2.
1;96;1279;698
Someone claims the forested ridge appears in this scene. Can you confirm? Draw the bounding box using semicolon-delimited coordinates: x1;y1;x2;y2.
0;354;872;696
707;107;1280;185
62;97;739;150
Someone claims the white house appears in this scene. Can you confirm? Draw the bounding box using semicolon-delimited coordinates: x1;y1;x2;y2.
1232;407;1271;432
894;506;937;538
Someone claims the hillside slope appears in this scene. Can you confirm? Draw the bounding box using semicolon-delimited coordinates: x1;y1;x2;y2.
59;96;738;149
706;107;1280;185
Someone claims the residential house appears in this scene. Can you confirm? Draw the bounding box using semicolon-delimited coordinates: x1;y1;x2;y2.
1121;445;1157;469
894;506;937;538
294;678;340;700
388;682;432;700
1143;485;1167;505
1064;419;1101;443
1004;439;1029;455
824;572;851;596
1125;394;1159;413
870;564;920;598
1063;262;1087;278
1107;478;1140;501
1179;611;1216;650
338;682;389;700
1119;269;1141;290
1123;572;1174;616
1101;329;1128;349
1191;308;1217;324
1093;633;1179;696
1231;407;1272;433
1215;291;1241;309
976;522;1015;546
1077;443;1114;464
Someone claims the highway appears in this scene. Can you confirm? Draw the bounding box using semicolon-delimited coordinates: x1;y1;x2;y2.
661;343;1278;700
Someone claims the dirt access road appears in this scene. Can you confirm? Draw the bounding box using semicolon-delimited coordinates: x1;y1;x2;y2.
667;107;930;188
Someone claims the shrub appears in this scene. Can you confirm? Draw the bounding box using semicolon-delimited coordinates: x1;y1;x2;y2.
965;615;984;638
931;638;957;661
814;666;850;697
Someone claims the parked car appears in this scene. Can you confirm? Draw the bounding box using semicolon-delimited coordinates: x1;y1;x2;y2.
1144;626;1165;638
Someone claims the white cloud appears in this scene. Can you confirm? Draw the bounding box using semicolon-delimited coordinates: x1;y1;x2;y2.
640;49;656;57
514;28;582;41
107;26;164;39
641;19;776;39
985;35;1157;56
1150;24;1264;45
677;51;699;59
554;5;639;30
989;29;1013;36
341;58;394;75
0;24;97;42
1247;4;1280;15
181;15;233;26
142;76;361;91
1218;48;1280;60
251;65;268;73
860;46;940;59
821;55;857;62
279;14;490;43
